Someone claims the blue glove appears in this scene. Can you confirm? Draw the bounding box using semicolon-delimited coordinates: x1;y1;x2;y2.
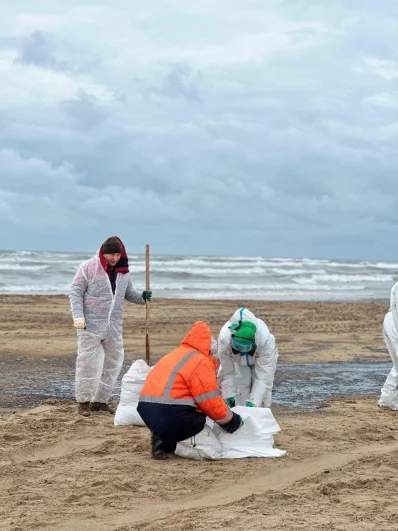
246;401;256;407
226;397;235;408
142;290;152;302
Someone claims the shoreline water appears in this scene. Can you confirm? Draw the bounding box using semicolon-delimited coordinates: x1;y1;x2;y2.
0;294;390;412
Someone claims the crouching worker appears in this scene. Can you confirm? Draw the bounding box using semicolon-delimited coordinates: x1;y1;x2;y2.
218;307;278;408
137;321;243;460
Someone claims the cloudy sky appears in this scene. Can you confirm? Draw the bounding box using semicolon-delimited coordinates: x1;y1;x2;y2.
1;1;398;259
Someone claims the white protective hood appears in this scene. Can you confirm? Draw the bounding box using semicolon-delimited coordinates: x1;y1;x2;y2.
218;307;278;407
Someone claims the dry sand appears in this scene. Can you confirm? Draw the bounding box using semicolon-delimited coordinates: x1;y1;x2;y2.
1;295;397;531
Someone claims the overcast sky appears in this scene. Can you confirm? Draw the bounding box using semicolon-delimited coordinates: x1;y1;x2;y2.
1;1;398;259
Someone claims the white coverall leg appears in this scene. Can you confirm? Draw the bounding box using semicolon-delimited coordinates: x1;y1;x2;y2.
379;312;398;410
92;335;124;403
75;331;105;403
234;364;252;406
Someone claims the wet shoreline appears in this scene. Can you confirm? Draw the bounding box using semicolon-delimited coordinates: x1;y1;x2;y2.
0;356;390;410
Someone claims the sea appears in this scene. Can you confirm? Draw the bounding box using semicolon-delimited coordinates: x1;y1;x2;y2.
0;250;397;301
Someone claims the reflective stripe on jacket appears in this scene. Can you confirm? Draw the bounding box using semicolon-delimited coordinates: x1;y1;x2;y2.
139;321;233;425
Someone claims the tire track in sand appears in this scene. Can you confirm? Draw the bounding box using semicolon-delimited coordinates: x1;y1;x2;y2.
52;438;398;531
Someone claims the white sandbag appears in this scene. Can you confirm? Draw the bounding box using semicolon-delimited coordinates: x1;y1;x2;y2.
214;406;286;458
114;360;151;427
176;406;286;460
174;425;223;460
114;403;146;427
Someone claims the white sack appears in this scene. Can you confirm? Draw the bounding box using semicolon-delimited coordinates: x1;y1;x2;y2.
173;425;223;460
114;359;151;427
175;405;286;460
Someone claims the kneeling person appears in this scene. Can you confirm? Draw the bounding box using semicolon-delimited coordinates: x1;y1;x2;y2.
137;321;242;460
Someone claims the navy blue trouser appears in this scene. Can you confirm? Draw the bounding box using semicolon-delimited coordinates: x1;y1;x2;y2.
137;402;206;450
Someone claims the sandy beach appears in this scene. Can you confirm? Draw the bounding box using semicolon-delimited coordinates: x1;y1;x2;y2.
0;295;389;363
1;295;397;531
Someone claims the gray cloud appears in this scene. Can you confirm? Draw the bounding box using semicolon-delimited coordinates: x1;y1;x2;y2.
153;62;203;101
60;90;109;130
0;36;19;50
14;29;102;74
15;30;69;71
1;1;398;257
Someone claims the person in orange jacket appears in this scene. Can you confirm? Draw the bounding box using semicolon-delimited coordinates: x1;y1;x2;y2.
137;321;243;460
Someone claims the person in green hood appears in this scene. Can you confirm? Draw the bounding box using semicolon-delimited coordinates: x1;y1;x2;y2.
217;307;278;408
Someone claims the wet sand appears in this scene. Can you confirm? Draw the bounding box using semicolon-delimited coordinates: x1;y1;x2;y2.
1;295;397;531
0;295;389;363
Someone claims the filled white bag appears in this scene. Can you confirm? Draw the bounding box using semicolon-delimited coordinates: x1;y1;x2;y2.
173;425;223;461
175;406;286;460
214;406;286;458
114;360;151;427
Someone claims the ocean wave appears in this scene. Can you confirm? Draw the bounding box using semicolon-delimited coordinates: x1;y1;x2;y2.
149;266;274;277
148;281;367;292
0;284;71;294
293;273;393;284
372;262;398;270
0;250;395;300
268;268;327;276
0;264;49;271
149;259;268;269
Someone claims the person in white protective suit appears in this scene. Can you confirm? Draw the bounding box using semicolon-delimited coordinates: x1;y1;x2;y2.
69;236;152;417
379;281;398;410
218;307;278;408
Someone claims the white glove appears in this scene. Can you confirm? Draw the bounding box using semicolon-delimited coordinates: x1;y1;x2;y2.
73;318;86;329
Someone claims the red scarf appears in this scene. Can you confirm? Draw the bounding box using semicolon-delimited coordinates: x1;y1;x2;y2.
99;236;129;275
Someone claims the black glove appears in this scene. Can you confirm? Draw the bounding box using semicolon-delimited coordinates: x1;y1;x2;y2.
221;412;242;434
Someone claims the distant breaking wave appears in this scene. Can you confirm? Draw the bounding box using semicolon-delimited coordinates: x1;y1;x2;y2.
0;251;396;301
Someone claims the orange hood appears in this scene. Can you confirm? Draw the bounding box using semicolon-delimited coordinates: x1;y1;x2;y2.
180;321;213;358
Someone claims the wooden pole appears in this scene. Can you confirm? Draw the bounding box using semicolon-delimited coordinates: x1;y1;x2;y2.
145;244;150;365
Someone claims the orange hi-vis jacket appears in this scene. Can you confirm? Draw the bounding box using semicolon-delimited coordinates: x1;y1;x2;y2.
139;321;233;425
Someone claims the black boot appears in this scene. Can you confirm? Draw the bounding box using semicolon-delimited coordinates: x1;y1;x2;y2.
151;433;167;460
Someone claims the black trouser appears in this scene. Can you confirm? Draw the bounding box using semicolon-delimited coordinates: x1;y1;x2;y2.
137;402;206;451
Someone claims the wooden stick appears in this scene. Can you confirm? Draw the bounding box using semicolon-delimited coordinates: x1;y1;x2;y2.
145;244;150;365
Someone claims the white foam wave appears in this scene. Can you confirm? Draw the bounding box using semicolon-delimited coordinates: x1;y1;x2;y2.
373;262;398;270
0;264;48;271
294;273;393;284
268;268;327;276
0;250;395;300
149;282;366;292
0;284;71;294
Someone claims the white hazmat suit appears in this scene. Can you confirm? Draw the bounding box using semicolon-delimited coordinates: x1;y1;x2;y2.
218;308;278;408
379;282;398;410
69;247;144;404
